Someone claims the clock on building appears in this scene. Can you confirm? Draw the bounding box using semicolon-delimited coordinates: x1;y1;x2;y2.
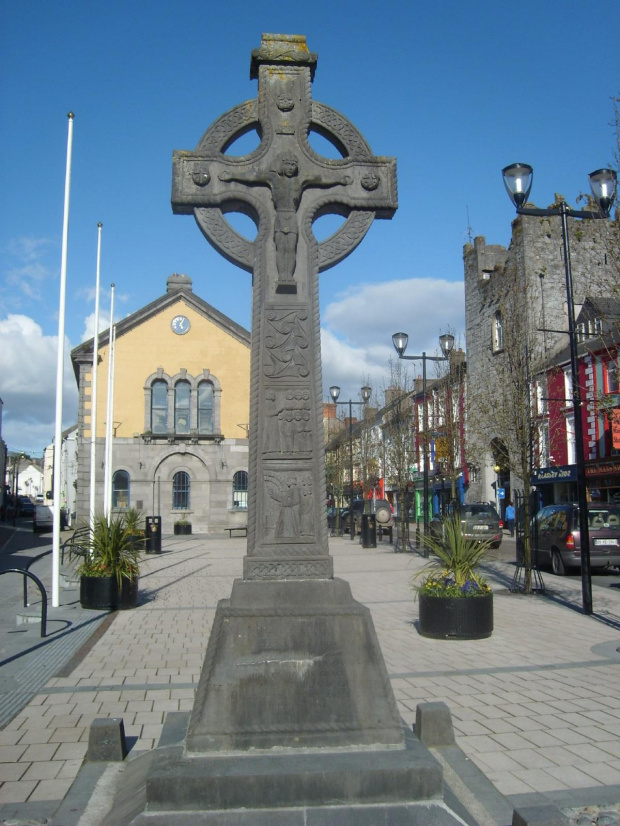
171;315;191;335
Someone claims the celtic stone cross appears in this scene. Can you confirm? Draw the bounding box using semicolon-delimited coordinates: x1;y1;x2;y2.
172;34;397;580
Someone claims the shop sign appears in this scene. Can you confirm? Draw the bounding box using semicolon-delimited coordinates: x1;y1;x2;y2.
531;465;576;484
435;437;449;460
585;461;620;477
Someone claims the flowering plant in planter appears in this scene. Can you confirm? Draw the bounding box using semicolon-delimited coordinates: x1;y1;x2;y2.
414;517;495;597
414;517;496;639
75;513;143;586
417;571;491;598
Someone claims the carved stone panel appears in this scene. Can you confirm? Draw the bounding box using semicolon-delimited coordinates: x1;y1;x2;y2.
263;388;312;456
264;308;310;379
263;469;314;541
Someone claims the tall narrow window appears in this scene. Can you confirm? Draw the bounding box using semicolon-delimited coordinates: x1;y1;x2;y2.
172;471;190;510
175;380;191;433
493;311;504;352
563;367;573;408
198;381;214;434
151;380;168;434
112;470;130;510
533;381;545;416
232;471;248;509
566;415;576;465
606;358;619;394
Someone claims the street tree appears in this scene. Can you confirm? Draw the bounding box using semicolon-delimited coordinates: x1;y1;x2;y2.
382;359;416;541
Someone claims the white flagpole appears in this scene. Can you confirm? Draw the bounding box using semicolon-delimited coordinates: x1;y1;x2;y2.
103;284;115;520
108;323;117;512
52;112;74;609
89;223;103;532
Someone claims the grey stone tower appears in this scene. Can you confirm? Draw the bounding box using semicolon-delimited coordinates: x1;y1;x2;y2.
464;209;618;504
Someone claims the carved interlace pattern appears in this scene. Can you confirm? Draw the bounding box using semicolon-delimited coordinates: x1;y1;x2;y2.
264;310;309;379
245;560;332;579
310;101;373;161
307;102;377;270
316;211;375;271
197;100;259;154
194;209;255;271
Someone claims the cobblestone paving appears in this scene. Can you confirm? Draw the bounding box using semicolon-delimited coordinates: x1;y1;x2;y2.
565;804;620;825
1;533;620;821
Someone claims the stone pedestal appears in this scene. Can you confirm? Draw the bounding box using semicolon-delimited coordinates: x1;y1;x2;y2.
123;579;459;821
123;712;453;825
186;578;404;752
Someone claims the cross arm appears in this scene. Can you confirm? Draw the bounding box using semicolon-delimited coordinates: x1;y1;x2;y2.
303;157;397;217
171;151;269;215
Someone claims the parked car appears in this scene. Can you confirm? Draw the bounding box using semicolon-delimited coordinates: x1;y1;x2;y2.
524;503;620;575
326;506;348;532
430;503;502;549
17;496;35;518
33;504;67;533
341;499;394;536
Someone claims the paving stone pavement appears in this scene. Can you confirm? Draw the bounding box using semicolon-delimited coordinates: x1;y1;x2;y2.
1;531;620;823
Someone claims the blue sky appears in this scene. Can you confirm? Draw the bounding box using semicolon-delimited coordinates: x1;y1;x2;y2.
1;0;618;454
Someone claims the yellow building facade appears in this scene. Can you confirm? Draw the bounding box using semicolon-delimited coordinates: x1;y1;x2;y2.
71;274;250;534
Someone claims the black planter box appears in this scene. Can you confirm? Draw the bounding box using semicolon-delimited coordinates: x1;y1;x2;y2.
80;575;139;611
418;592;493;640
174;524;192;535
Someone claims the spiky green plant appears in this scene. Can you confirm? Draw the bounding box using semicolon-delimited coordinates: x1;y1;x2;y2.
76;513;142;585
413;517;495;598
123;507;145;537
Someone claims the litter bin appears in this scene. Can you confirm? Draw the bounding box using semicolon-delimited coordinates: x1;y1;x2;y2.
361;513;377;549
145;516;162;554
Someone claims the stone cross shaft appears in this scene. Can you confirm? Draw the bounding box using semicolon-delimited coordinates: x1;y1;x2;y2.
172;34;397;580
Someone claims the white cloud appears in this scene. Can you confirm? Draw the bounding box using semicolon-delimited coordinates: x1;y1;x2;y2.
321;277;465;406
79;286;130;341
81;309;112;342
0;314;78;454
3;236;56;300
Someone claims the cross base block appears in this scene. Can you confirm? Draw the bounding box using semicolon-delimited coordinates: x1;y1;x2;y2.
186;577;404;752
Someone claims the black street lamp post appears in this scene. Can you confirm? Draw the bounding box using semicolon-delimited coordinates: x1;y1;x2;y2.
329;385;372;541
391;332;455;556
12;453;24;527
502;163;617;616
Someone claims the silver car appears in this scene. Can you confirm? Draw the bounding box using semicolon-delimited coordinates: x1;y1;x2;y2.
430;503;502;549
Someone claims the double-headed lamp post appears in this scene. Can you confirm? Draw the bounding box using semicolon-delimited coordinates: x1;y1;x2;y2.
391;332;455;555
329;385;372;540
502;163;617;616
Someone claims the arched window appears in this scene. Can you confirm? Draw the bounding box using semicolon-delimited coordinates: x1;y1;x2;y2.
232;470;248;510
198;381;214;434
172;471;190;510
151;380;168;434
175;380;191;434
112;470;130;510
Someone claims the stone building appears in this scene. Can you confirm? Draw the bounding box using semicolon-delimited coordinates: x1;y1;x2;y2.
464;208;618;514
70;274;251;534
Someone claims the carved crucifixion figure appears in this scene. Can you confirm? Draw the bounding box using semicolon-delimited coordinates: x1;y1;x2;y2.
172;33;397;581
219;155;352;281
